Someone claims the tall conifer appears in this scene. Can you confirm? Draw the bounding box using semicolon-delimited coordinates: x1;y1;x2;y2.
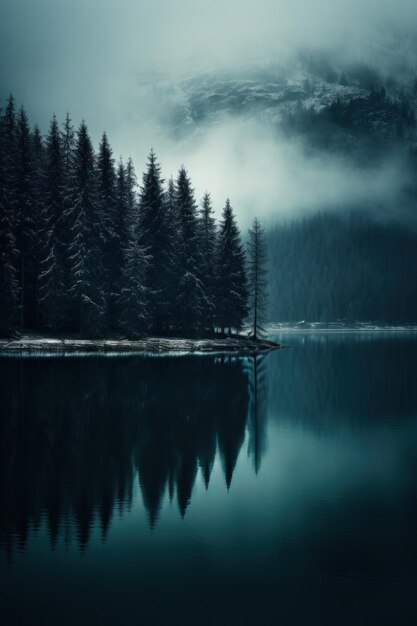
0;97;19;335
199;192;217;330
120;159;149;336
67;122;105;336
15;107;37;326
216;199;247;333
247;217;268;338
139;151;170;331
30;125;45;327
39;116;68;329
97;132;117;327
175;167;207;332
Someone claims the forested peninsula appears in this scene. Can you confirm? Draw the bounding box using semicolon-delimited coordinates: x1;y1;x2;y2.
0;96;277;354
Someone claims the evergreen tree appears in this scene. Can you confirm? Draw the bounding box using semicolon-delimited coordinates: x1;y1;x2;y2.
116;157;137;251
216;199;247;333
120;159;149;336
115;159;129;250
114;158;135;331
97;132;117;327
3;95;17;211
125;158;137;227
15;107;37;327
0;98;19;335
163;176;181;329
30;125;46;328
67;122;105;336
61;113;75;174
119;235;149;337
139;150;171;331
247;217;268;338
38;116;68;330
60;113;76;310
175;167;207;332
199;192;217;330
0;193;19;336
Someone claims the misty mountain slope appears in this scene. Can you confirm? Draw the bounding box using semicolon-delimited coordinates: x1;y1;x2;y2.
149;55;417;156
267;213;417;323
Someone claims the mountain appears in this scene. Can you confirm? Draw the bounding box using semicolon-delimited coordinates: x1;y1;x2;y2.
146;52;417;158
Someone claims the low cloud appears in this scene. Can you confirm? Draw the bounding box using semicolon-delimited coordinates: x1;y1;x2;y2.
144;116;412;228
1;0;416;227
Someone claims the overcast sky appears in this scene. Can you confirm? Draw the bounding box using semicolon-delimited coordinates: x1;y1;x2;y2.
1;0;416;223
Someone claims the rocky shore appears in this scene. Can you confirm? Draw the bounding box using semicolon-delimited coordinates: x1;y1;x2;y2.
0;335;281;357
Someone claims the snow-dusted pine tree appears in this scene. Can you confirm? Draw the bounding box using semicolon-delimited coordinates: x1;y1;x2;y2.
199;192;217;330
119;240;149;337
61;113;75;175
216;199;248;333
38;116;69;330
175;167;208;332
120;159;149;336
125;158;137;228
60;112;76;311
15;107;39;327
67;122;106;336
139;150;172;331
30;124;46;327
97;132;118;327
0;98;19;336
247;217;268;338
164;176;181;329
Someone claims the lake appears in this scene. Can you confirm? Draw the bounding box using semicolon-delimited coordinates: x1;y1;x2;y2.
1;331;417;625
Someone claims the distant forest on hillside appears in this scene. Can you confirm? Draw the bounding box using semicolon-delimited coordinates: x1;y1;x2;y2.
268;213;417;323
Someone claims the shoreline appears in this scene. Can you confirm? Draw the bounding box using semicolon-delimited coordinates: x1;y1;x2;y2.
0;335;281;357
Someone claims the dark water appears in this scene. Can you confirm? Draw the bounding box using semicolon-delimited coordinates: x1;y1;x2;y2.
1;332;417;625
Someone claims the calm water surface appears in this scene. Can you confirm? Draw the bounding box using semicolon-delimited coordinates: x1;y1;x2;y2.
1;332;417;625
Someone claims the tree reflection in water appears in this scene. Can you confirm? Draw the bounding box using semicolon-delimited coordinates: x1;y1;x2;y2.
0;354;267;560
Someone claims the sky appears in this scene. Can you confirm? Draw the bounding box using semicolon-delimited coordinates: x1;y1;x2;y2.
1;0;417;224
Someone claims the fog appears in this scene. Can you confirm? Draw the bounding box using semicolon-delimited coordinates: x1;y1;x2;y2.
151;116;412;227
1;0;416;224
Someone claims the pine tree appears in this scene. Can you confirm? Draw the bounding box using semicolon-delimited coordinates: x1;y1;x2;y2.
247;217;268;338
163;176;180;330
15;107;37;327
0;98;19;336
67;122;105;336
0;192;19;336
175;167;207;332
115;159;129;250
120;159;149;336
116;158;137;250
138;150;171;331
216;199;247;333
125;158;137;227
61;113;75;174
97;132;117;327
38;116;68;330
30;125;46;328
120;236;149;337
3;95;17;209
114;158;135;331
199;192;217;330
60;113;76;314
